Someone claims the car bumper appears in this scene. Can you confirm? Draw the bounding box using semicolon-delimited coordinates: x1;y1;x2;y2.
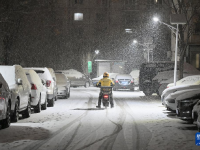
114;84;134;90
57;90;67;97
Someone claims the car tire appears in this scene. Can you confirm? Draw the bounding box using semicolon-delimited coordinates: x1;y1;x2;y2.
34;96;41;113
187;119;194;124
22;96;31;118
47;98;54;107
12;101;19;122
85;82;90;88
130;88;134;91
42;95;47;110
143;88;152;96
2;103;11;128
113;88;116;91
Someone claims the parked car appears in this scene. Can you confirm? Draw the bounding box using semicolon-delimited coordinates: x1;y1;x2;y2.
167;75;200;88
113;74;134;91
161;84;200;105
0;74;11;129
130;69;139;86
48;68;58;100
55;73;70;99
56;69;90;88
176;98;199;123
139;61;174;96
24;69;47;112
191;100;200;126
25;67;56;107
164;88;200;111
0;65;31;122
92;73;119;86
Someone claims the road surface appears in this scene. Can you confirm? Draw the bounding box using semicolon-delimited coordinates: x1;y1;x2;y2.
0;87;199;150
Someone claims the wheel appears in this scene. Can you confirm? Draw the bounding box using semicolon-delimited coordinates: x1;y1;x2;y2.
113;88;116;91
68;89;70;98
47;98;54;107
187;119;194;124
2;103;11;128
143;88;152;96
84;82;90;88
41;95;47;110
130;88;134;91
34;96;41;113
12;101;19;122
22;96;31;118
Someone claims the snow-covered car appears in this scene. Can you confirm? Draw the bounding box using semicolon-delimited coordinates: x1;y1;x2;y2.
191;100;200;126
0;65;31;122
176;98;199;123
48;68;58;100
161;84;200;105
114;74;134;91
56;69;90;88
24;69;47;112
164;88;200;111
92;73;119;87
25;67;56;107
167;75;200;88
55;73;70;99
130;70;139;86
0;74;11;129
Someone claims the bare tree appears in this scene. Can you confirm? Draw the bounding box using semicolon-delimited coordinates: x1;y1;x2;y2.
162;0;200;79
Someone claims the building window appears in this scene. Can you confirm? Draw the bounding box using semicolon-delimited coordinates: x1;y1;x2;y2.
74;13;83;21
75;0;83;4
196;54;199;68
154;0;162;4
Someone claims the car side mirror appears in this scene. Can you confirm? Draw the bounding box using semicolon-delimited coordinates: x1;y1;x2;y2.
53;77;56;81
17;78;23;85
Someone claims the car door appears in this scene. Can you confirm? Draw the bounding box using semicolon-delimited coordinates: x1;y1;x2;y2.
17;66;30;109
0;83;6;119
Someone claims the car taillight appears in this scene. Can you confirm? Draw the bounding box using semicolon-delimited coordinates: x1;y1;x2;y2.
115;80;118;83
46;80;51;87
131;81;134;83
31;84;37;90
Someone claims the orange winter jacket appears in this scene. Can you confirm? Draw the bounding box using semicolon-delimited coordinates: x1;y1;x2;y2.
96;77;115;87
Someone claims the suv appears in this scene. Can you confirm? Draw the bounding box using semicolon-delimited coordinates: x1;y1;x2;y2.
114;74;134;91
24;69;47;112
25;67;56;107
139;61;174;96
48;68;58;100
56;69;90;88
0;74;11;128
0;65;31;122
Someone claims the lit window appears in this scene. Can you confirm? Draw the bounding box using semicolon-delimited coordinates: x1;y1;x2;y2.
74;13;83;21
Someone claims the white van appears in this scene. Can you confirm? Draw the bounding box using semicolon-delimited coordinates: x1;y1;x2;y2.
0;65;31;122
25;67;56;107
0;74;11;128
24;69;47;112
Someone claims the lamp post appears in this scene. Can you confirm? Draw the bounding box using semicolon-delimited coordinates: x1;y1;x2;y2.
153;17;179;86
133;40;153;62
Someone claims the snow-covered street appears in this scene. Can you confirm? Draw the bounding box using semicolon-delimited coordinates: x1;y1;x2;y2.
0;87;199;150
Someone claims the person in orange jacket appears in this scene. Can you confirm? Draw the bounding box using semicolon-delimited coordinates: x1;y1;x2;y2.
96;72;115;108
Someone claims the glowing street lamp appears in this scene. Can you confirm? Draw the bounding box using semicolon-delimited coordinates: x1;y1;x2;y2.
153;15;186;86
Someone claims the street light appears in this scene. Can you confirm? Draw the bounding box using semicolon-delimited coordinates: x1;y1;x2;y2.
133;40;152;62
153;16;179;86
95;50;99;55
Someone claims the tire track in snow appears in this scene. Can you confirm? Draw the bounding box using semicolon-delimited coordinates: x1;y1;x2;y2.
22;92;94;150
76;101;127;150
